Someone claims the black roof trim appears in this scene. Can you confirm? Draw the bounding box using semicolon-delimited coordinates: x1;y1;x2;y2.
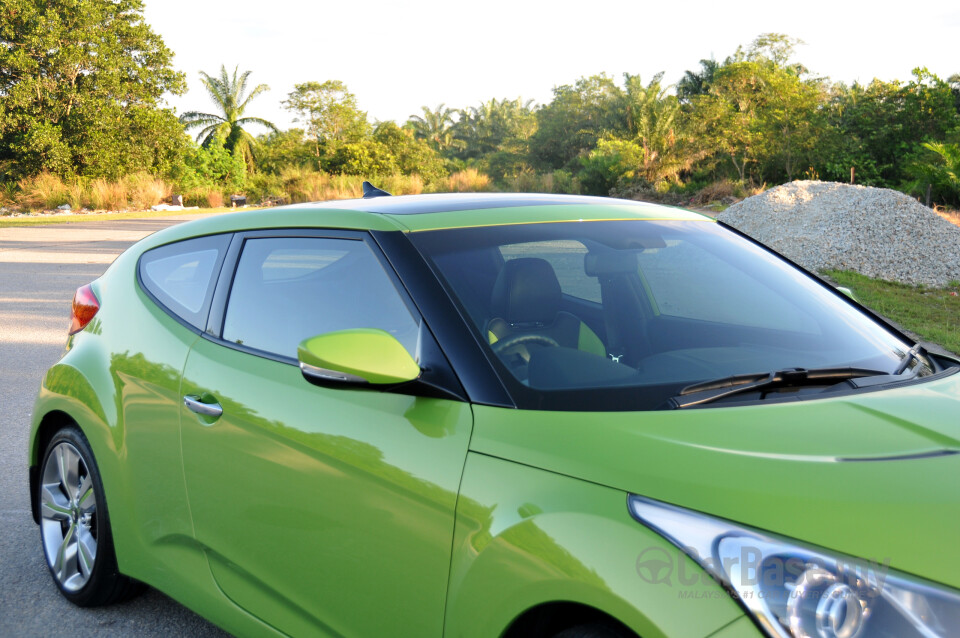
286;192;654;215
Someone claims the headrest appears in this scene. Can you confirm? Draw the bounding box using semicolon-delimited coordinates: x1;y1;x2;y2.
491;258;561;325
584;250;638;277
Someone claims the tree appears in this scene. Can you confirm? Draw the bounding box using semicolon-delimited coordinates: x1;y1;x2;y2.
407;104;463;153
677;58;720;102
373;122;446;183
179;65;277;171
622;73;699;184
905;141;960;207
0;0;187;180
283;80;370;161
688;36;825;183
951;73;960;115
255;129;316;175
821;70;957;185
529;75;626;169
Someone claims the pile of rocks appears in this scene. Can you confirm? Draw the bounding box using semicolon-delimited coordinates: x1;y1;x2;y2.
717;181;960;287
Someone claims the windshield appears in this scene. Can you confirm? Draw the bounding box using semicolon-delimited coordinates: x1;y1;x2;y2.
410;220;917;411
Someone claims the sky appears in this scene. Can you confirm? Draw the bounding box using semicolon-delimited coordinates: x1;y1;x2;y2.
142;0;960;137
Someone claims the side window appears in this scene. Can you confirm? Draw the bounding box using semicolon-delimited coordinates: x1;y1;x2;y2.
221;237;420;359
499;240;601;302
139;234;230;329
637;239;818;333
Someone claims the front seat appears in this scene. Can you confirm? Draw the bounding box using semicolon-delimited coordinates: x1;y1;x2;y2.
485;258;606;357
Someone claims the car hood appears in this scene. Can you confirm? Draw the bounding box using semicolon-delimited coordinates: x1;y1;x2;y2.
471;370;960;589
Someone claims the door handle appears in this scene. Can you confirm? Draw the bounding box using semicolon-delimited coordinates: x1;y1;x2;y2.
183;395;223;418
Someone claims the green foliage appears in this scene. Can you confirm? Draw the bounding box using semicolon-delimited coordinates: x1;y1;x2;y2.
905;141;960;207
622;73;699;185
7;20;959;211
407;105;463;153
324;140;398;176
283;81;370;151
530;75;626;169
677;58;720;102
689;47;825;183
0;0;186;180
819;70;957;186
372;122;446;184
452;98;537;161
578;138;644;195
175;137;247;194
255;129;316;175
179;65;277;171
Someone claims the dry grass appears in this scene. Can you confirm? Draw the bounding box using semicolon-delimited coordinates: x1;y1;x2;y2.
205;190;224;208
501;169;579;194
252;170;429;204
9;169;495;213
15;172;172;212
442;169;493;193
934;206;960;228
88;178;128;211
378;173;424;196
125;173;171;209
16;172;71;210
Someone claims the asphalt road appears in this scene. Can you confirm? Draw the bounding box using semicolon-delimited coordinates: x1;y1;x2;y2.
0;216;229;637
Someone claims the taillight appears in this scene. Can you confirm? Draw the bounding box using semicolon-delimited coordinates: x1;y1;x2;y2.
69;284;100;335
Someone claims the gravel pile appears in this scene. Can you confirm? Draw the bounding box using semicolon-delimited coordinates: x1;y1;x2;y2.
717;180;960;287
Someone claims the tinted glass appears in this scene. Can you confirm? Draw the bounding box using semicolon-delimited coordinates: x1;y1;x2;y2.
412;220;917;411
139;234;230;329
636;238;817;333
222;237;419;359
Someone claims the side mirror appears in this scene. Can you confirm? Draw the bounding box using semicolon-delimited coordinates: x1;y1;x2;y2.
835;286;859;302
297;328;420;387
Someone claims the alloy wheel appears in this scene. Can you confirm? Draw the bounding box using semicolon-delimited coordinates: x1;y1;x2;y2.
40;441;99;592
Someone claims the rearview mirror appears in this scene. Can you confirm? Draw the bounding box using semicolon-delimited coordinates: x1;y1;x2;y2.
297;329;420;386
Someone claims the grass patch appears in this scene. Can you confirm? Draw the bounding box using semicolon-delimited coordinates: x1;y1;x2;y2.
826;270;960;354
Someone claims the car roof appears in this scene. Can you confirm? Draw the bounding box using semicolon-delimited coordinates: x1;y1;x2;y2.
274;193;710;232
142;193;713;249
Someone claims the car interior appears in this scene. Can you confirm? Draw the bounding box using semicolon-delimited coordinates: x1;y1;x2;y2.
418;221;922;405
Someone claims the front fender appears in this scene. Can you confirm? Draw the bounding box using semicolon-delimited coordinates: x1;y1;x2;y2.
445;453;745;638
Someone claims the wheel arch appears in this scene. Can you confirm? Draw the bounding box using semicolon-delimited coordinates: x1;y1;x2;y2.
30;360;121;524
445;452;745;638
29;409;80;523
502;601;637;638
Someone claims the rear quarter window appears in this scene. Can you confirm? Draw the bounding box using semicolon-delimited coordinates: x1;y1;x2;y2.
138;234;231;330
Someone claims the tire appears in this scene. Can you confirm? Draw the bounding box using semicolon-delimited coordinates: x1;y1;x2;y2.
37;425;142;606
553;622;633;638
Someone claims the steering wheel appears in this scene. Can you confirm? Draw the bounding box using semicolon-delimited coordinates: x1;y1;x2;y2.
492;333;560;355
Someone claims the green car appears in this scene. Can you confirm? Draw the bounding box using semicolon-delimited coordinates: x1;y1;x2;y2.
28;190;960;638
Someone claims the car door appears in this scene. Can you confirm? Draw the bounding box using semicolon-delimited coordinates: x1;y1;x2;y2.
179;230;473;637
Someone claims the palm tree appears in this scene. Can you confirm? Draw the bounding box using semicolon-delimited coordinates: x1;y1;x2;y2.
677;58;720;102
407;104;463;152
180;65;278;169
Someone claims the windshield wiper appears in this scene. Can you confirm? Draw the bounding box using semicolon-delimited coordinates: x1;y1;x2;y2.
666;367;893;409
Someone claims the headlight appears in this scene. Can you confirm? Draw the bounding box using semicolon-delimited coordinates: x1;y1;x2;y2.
628;495;960;638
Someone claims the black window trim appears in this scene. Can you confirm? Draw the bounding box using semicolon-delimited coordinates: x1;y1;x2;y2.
136;232;234;337
372;230;515;408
